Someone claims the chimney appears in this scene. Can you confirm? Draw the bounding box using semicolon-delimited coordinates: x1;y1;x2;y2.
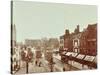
77;25;79;33
74;25;80;34
65;29;69;35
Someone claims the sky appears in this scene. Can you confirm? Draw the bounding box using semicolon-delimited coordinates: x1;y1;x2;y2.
12;1;97;42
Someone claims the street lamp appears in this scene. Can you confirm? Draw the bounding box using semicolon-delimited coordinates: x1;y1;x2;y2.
50;57;53;72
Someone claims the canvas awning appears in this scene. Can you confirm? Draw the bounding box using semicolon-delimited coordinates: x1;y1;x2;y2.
76;54;85;60
93;56;97;63
72;52;78;57
65;52;73;56
65;52;78;57
84;55;95;62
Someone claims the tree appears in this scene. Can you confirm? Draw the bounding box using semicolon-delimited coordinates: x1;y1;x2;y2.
21;47;33;74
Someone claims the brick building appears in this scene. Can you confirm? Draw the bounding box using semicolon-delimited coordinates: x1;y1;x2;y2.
59;23;97;69
59;24;97;56
80;23;97;56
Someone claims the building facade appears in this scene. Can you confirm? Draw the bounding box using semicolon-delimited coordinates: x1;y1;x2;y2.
59;23;97;69
80;24;97;56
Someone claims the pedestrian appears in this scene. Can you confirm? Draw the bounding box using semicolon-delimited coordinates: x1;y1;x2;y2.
63;67;65;71
35;60;37;66
39;62;41;67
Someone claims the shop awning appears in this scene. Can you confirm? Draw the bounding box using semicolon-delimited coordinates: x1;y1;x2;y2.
65;52;73;56
65;52;78;57
93;56;97;63
76;54;85;60
84;55;95;62
72;52;78;57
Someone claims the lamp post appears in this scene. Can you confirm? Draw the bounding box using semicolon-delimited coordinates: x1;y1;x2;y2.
24;50;29;74
50;57;53;72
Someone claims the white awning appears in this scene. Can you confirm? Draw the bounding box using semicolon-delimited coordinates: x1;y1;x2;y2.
76;54;85;59
93;56;97;63
65;52;73;56
84;55;95;62
72;53;78;57
66;52;78;57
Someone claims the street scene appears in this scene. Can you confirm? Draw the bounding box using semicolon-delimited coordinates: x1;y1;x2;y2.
11;1;97;74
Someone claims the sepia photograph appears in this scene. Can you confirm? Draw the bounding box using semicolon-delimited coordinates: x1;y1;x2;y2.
11;1;97;74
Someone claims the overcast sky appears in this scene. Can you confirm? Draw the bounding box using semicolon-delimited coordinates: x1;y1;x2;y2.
13;1;97;42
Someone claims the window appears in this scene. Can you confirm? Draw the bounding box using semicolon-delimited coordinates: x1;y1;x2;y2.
74;40;78;47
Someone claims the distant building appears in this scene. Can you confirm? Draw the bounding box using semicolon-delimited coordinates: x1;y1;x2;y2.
59;24;97;55
25;39;42;47
59;35;64;50
48;38;59;49
59;29;73;54
64;29;70;51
